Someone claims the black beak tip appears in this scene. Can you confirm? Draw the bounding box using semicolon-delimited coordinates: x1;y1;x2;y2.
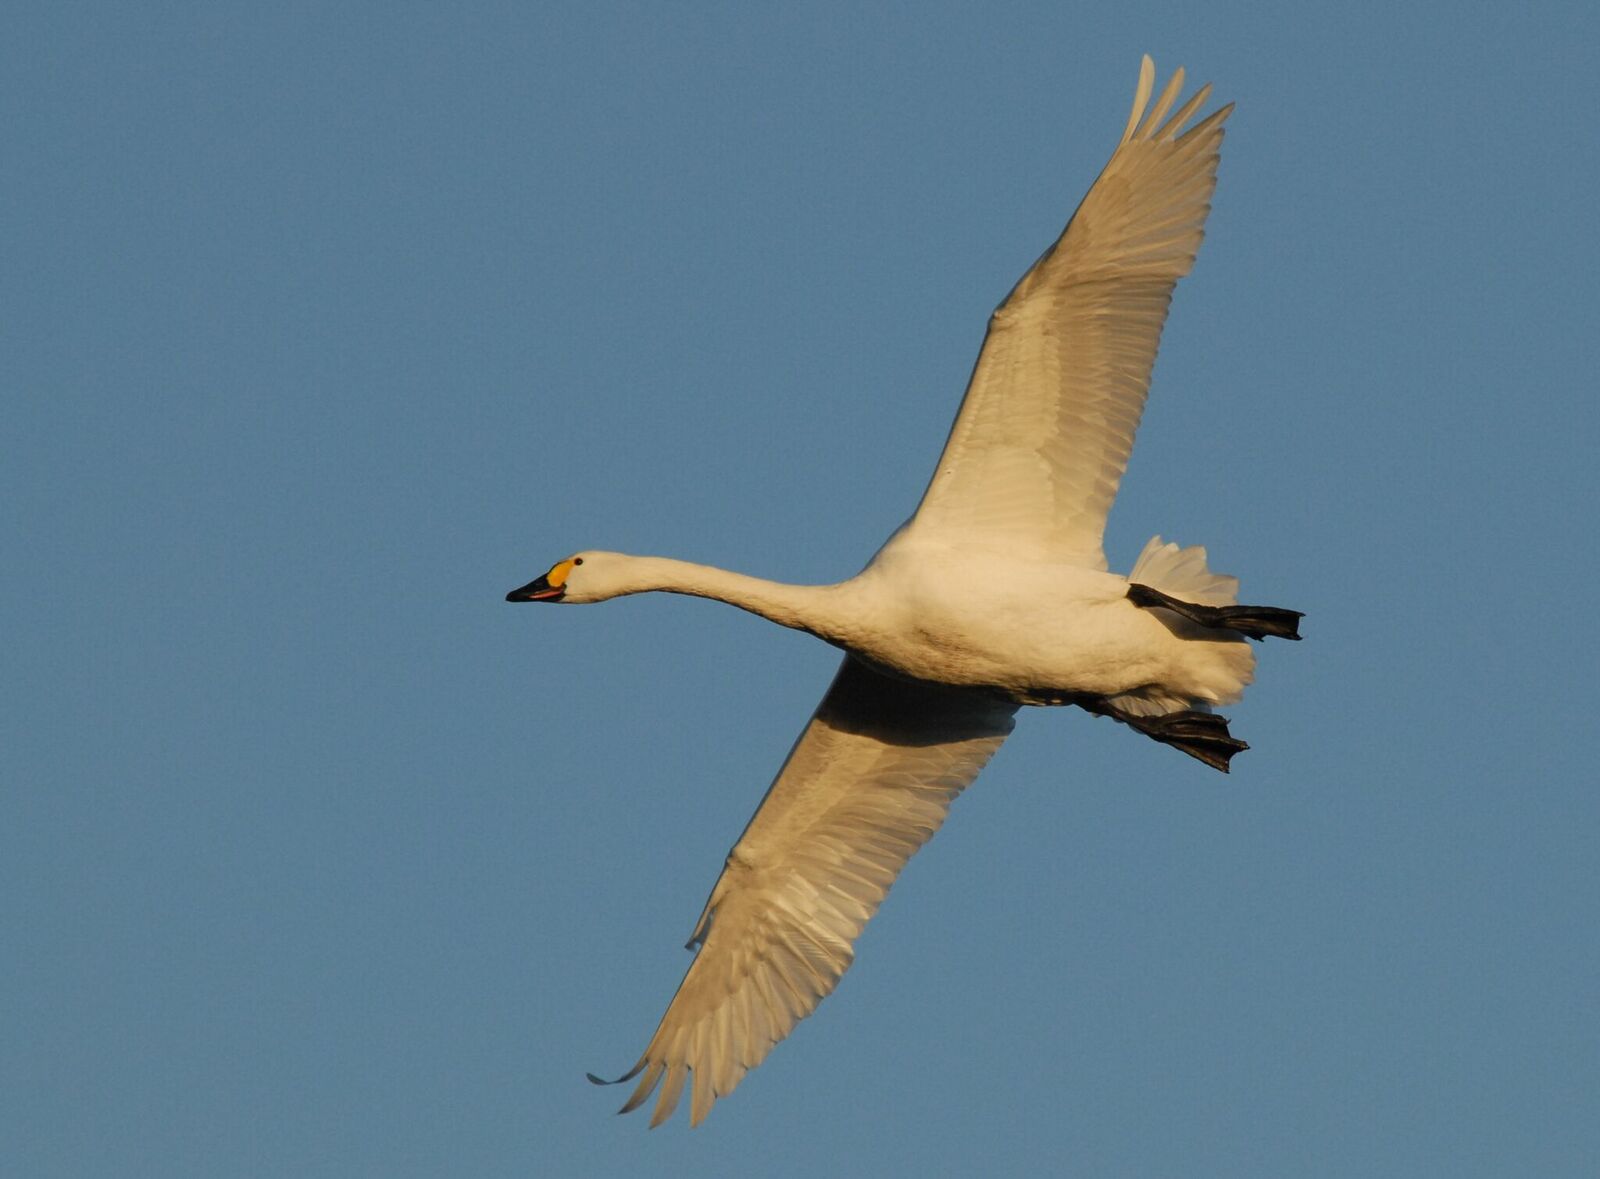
507;575;558;603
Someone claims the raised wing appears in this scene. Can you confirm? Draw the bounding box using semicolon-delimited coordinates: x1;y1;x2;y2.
908;57;1233;568
591;657;1016;1127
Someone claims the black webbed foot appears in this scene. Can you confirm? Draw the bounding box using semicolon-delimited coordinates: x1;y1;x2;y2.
1131;709;1249;772
1128;582;1303;642
1079;698;1249;772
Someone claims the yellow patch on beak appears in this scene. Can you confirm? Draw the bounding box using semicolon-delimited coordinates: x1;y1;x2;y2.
546;558;577;589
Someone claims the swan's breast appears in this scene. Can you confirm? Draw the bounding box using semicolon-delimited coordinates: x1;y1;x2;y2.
837;556;1164;693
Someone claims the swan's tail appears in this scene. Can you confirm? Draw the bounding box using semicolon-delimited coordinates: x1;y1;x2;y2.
1128;535;1239;605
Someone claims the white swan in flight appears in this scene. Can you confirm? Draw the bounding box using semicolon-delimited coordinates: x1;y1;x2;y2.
508;56;1301;1128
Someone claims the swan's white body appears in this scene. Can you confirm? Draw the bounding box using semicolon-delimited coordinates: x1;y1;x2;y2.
565;540;1253;711
511;58;1289;1127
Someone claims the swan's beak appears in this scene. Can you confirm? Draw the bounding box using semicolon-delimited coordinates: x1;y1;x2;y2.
506;574;564;602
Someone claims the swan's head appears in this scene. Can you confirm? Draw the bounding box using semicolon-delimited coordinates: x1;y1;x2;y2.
505;551;626;605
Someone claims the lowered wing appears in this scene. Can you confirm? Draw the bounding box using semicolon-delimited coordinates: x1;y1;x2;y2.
591;656;1017;1126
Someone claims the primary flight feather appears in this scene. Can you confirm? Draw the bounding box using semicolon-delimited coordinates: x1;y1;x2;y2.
508;56;1301;1128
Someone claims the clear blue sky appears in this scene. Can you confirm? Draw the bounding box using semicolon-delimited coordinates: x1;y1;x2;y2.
6;3;1598;1175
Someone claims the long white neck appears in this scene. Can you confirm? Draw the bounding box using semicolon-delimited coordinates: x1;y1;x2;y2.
608;555;854;641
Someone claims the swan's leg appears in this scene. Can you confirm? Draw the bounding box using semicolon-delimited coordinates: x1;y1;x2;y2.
1078;697;1249;773
1127;582;1304;642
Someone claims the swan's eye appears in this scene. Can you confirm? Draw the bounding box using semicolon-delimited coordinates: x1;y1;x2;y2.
574;557;584;566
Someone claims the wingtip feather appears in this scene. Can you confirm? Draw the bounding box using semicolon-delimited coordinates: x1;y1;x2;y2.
1139;65;1185;140
649;1063;687;1128
1175;102;1234;146
617;1058;664;1115
1155;82;1212;141
689;1063;716;1127
587;1057;646;1086
1122;55;1157;144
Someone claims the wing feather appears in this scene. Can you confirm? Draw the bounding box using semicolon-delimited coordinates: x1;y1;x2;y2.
909;56;1233;567
592;657;1016;1126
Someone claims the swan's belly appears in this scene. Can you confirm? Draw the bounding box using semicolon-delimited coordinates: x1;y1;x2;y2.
839;568;1249;705
859;606;1161;694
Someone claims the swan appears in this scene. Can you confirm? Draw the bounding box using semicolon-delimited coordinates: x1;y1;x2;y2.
507;56;1301;1128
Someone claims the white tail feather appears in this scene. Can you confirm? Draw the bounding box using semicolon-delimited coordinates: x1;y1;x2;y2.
1129;535;1239;605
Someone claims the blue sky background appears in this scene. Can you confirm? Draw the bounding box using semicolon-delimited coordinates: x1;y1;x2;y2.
6;3;1598;1175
